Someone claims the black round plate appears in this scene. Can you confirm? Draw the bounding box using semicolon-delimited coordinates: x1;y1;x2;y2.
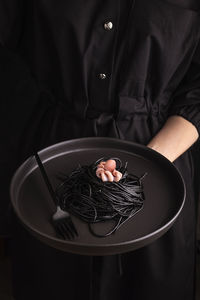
10;137;185;255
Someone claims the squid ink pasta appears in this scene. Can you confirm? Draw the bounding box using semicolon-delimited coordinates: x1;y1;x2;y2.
55;158;147;237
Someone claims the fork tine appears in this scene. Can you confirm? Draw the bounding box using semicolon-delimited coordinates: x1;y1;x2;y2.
55;223;71;240
64;219;78;237
60;222;73;239
54;224;66;240
61;223;74;240
62;221;76;239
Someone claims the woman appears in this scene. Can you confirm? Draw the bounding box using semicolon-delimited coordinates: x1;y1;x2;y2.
0;0;200;299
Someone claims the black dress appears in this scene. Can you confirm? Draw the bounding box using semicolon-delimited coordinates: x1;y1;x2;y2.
0;1;200;299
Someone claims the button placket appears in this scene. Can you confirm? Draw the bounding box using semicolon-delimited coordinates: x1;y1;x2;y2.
98;21;114;80
88;7;117;113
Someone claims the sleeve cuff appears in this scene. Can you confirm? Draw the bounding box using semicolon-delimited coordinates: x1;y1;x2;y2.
169;104;200;137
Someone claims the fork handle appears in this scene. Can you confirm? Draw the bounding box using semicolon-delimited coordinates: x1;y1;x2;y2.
34;152;58;206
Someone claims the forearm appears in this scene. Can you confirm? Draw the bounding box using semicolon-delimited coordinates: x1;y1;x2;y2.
147;115;199;162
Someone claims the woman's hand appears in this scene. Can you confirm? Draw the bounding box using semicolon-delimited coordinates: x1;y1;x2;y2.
147;116;199;162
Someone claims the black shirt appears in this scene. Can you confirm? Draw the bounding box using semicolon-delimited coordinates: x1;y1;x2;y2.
0;0;200;135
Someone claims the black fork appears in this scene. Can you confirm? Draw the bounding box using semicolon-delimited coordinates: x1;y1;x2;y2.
34;152;78;240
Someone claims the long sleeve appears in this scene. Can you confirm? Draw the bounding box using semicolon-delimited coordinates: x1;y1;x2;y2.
0;0;40;155
169;39;200;136
0;45;44;235
0;1;44;234
0;1;50;160
0;0;24;48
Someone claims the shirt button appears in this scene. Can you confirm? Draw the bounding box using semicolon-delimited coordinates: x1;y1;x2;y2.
104;21;113;31
99;73;107;80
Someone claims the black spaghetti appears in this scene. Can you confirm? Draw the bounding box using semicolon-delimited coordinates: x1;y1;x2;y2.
56;158;147;237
